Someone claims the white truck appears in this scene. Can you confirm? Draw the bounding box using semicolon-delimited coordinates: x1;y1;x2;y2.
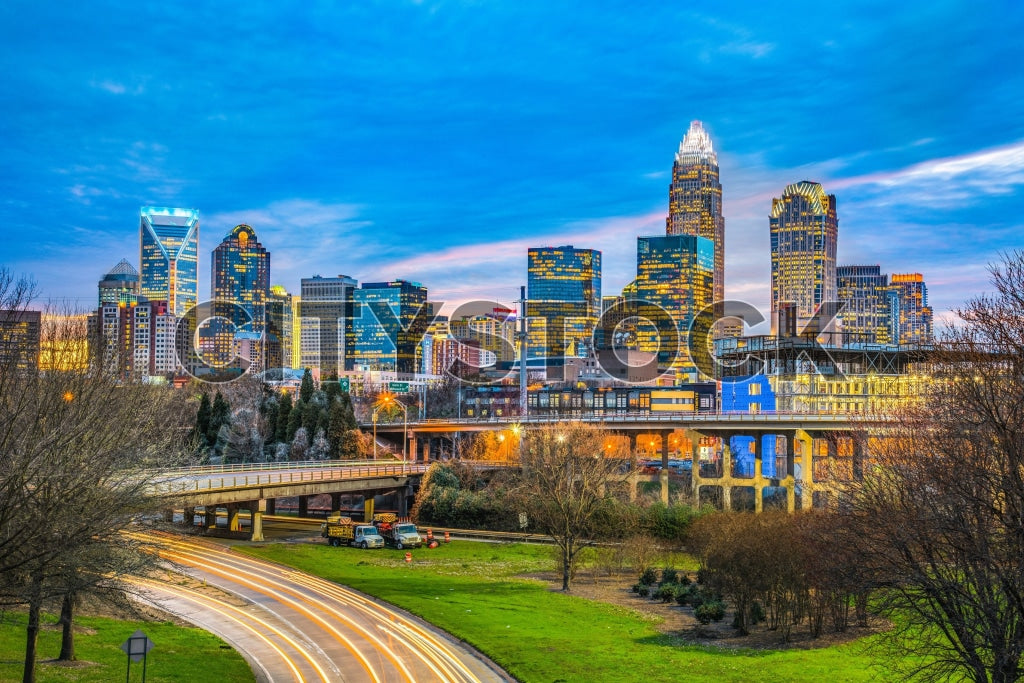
320;515;385;549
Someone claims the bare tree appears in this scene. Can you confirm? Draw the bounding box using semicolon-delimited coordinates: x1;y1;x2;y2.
844;252;1024;683
512;422;625;591
0;270;192;681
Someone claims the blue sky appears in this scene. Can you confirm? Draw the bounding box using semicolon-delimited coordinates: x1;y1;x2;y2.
2;1;1023;328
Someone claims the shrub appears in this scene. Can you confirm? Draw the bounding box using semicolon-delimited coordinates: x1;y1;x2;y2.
678;574;691;587
638;585;650;598
661;567;678;584
750;600;765;626
675;589;689;606
695;601;727;624
639;567;658;585
657;584;677;603
631;583;642;594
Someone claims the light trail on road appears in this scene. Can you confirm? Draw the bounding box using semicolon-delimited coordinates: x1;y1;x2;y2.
133;533;505;683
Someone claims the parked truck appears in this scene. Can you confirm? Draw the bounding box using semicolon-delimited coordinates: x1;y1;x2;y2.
320;514;385;549
372;513;423;549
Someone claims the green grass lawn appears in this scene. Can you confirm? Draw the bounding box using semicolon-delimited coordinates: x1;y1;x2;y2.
240;541;896;683
0;611;254;683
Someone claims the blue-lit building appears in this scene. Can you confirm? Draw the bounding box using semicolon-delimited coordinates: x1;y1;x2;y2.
210;224;272;371
351;280;429;373
526;245;601;365
632;234;714;380
139;207;199;317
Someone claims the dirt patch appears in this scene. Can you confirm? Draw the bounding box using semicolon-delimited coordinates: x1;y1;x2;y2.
523;568;888;650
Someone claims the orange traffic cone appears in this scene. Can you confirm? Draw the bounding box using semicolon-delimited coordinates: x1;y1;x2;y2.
427;528;434;541
444;531;450;543
404;552;412;563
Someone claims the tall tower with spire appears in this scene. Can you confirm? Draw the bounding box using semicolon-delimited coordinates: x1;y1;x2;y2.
666;121;724;331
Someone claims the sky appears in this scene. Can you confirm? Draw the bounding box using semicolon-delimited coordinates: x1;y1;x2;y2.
2;1;1023;330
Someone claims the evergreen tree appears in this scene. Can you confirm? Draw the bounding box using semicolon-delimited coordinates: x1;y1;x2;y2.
299;368;314;404
340;429;361;459
338;392;357;430
324;371;340;404
327;400;348;457
207;392;230;447
302;400;320;436
276;392;292;443
194;392;211;445
287;399;304;442
262;399;279;445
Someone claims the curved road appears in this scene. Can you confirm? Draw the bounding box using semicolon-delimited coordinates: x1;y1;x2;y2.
131;534;508;683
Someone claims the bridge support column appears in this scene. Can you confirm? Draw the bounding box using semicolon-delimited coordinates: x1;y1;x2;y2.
266;498;276;515
754;484;763;513
183;506;195;527
204;506;217;529
627;433;639;501
298;496;308;517
227;504;241;532
722;484;732;511
250;500;265;542
330;493;342;513
689;432;703;508
397;487;410;517
163;509;174;524
795;429;814;511
660;430;671;504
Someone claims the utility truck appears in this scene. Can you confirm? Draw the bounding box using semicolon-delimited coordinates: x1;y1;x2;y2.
320;514;384;549
371;513;423;549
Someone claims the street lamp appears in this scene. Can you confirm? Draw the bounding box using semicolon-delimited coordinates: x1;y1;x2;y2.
372;395;408;463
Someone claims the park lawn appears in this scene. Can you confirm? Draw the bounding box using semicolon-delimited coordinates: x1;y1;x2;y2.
0;611;254;683
240;541;896;683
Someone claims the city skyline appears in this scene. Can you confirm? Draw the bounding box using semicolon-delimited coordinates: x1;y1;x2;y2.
2;3;1023;330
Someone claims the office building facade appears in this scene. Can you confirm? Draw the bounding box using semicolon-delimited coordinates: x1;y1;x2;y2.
837;265;891;344
633;234;714;379
139;207;199;317
299;274;357;375
770;181;839;335
889;273;934;344
351;280;429;373
210;224;271;371
526;245;601;365
666;121;724;331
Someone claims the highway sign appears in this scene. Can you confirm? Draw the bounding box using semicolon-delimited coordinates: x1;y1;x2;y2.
340;377;350;392
389;382;409;393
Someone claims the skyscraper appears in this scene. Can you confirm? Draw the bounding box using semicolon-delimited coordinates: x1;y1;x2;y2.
633;234;714;379
837;265;891;344
210;224;271;371
299;274;357;375
351;280;429;373
139;207;199;317
97;259;140;306
269;285;295;372
667;121;724;331
889;273;934;344
770;181;839;335
526;245;601;366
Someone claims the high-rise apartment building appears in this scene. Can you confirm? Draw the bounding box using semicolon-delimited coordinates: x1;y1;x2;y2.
770;181;839;335
526;246;601;364
210;224;271;371
351;280;429;373
450;311;517;366
837;265;891;344
299;274;357;375
98;259;140;306
633;234;714;379
889;273;934;344
139;207;199;317
667;121;724;332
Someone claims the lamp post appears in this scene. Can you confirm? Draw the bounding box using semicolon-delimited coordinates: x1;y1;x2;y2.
373;395;409;464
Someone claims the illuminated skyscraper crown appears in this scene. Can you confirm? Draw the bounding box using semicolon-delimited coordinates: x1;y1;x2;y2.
675;120;717;166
